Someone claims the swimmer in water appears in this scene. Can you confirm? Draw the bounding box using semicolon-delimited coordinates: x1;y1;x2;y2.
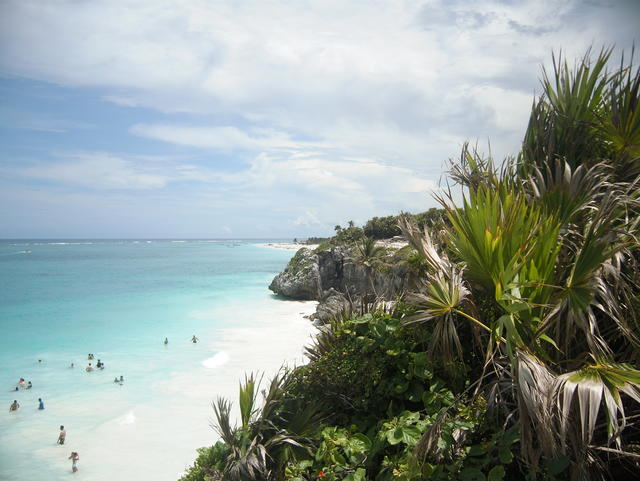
27;381;32;389
86;363;93;372
69;363;74;368
18;378;25;387
191;335;199;343
164;337;168;345
119;375;124;383
68;451;79;472
9;400;19;412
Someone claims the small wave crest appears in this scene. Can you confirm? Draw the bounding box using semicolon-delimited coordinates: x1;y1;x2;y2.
118;410;136;425
32;242;95;245
201;351;230;369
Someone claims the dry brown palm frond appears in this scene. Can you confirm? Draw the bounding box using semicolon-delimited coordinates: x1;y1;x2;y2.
398;214;455;274
515;351;558;470
515;350;640;480
398;215;485;372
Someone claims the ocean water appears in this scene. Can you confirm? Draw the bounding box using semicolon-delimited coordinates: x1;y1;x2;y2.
0;240;317;481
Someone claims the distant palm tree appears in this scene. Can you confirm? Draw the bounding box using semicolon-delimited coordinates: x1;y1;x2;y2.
356;236;385;301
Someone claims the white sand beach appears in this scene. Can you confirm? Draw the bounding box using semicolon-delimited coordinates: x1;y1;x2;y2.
257;242;320;251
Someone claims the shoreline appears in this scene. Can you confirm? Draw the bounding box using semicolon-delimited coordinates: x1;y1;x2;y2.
1;296;318;481
257;242;319;251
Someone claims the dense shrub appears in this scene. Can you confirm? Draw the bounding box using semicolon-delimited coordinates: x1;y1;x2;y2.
363;216;402;239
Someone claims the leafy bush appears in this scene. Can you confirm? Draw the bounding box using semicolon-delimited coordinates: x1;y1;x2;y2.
363;216;402;239
180;442;229;481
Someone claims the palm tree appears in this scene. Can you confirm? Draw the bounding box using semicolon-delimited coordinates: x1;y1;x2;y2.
211;371;322;481
403;48;640;479
355;236;385;303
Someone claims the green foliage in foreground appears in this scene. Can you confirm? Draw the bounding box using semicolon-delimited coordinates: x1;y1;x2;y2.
181;311;520;481
182;47;640;481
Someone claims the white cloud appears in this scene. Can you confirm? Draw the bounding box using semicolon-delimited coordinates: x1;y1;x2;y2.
130;123;324;151
293;211;321;227
1;148;438;235
0;0;637;236
2;0;636;172
6;152;171;190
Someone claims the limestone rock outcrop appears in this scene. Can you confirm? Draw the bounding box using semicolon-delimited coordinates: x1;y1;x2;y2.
269;244;419;322
268;248;320;300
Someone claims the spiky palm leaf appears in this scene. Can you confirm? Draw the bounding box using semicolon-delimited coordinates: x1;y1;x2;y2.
356;236;385;267
553;361;640;450
398;215;488;377
210;370;323;481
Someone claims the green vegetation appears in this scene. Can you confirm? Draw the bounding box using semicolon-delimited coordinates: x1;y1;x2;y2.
322;209;447;246
305;237;330;245
363;209;449;240
182;48;640;480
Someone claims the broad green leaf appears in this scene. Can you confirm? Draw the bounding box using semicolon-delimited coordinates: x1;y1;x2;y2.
344;468;367;481
488;465;506;481
387;427;404;445
460;467;486;481
348;433;371;453
400;425;423;446
498;447;513;464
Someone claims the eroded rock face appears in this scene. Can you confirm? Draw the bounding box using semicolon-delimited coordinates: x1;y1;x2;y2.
312;288;350;324
268;248;320;300
316;247;413;300
270;244;419;322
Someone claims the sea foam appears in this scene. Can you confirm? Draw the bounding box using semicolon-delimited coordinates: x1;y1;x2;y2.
201;351;230;368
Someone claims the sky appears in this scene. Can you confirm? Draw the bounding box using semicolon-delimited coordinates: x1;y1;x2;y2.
0;0;638;239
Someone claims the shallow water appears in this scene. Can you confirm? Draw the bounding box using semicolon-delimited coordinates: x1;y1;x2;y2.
0;240;316;480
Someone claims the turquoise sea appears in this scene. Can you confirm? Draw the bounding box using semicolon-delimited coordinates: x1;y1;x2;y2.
0;240;316;481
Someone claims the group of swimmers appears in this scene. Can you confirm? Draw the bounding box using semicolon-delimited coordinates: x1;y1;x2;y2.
8;335;201;473
12;378;33;391
84;353;106;371
8;396;44;411
164;335;199;345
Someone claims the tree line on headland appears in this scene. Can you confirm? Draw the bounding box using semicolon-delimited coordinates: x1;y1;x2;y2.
181;48;640;481
300;208;447;247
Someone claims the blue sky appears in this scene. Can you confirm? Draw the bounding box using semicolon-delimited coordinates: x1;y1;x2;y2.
0;0;638;238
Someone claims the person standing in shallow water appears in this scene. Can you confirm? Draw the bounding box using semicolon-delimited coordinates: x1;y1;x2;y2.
164;337;168;345
58;425;66;445
68;452;79;472
38;398;44;410
9;400;19;412
191;335;198;343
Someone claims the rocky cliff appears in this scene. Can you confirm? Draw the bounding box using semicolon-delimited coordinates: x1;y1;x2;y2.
268;248;321;299
269;243;418;322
